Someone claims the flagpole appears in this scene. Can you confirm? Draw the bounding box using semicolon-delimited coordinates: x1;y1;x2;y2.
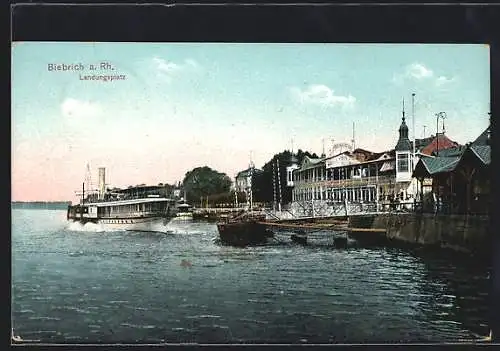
412;93;416;165
412;93;417;204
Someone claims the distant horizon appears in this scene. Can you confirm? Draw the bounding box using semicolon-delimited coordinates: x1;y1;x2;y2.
10;200;71;203
12;43;489;203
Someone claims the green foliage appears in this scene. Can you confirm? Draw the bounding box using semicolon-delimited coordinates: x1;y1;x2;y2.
182;166;232;203
253;149;318;204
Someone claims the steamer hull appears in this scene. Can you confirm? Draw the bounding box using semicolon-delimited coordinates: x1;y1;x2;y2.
69;167;178;233
67;216;170;232
67;196;176;233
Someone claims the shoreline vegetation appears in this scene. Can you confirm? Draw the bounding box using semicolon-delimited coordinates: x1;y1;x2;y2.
12;201;71;210
11;148;315;212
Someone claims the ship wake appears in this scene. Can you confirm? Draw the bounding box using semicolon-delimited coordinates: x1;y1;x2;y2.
66;221;105;233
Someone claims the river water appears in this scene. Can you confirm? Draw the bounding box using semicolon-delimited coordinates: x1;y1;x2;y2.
11;209;490;344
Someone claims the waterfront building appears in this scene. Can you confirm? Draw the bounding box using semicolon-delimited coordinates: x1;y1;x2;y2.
235;162;263;208
403;132;462;204
395;110;413;183
418;133;460;156
285;153;300;187
290;146;401;217
472;126;491;146
287;112;464;217
413;126;490;214
235;163;263;193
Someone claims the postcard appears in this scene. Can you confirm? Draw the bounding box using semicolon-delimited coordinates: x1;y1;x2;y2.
11;42;491;344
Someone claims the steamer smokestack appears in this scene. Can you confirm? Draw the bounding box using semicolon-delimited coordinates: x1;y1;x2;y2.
98;167;106;200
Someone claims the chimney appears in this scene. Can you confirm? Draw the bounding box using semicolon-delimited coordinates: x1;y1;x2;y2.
98;167;106;200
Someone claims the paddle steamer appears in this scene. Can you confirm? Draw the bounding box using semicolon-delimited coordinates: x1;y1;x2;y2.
67;167;177;232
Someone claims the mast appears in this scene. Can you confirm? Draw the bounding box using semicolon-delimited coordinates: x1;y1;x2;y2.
81;182;85;221
277;159;282;212
248;153;255;213
412;93;417;201
249;165;253;213
272;160;277;212
412;93;416;163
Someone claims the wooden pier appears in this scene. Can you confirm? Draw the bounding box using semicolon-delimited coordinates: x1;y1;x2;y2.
251;218;386;247
256;220;386;234
214;209;390;248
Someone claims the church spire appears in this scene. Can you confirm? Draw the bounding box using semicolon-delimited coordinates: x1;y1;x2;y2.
395;97;411;151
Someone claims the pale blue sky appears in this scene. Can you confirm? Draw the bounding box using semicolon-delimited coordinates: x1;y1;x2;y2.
12;43;490;201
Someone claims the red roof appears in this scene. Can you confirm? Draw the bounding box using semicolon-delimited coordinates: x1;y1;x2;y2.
419;134;459;156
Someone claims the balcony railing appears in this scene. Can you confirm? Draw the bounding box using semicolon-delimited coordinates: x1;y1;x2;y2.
293;176;395;188
380;199;489;215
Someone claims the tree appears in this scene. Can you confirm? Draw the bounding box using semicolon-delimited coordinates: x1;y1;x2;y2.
182;166;232;204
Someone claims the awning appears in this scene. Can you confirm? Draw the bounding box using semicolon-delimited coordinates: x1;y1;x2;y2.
379;161;395;172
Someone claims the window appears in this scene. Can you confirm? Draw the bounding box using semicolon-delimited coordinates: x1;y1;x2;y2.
353;168;361;179
397;153;409;172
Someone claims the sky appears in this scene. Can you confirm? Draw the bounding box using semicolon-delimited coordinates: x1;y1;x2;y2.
12;43;490;202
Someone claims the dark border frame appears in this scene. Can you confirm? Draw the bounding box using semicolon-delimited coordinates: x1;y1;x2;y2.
8;1;500;347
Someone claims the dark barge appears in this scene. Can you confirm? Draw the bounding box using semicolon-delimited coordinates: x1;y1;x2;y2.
216;211;274;247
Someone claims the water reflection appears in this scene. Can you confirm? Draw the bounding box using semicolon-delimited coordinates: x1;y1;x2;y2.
412;249;490;339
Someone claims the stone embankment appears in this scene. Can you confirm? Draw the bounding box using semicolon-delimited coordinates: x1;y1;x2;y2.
348;213;490;255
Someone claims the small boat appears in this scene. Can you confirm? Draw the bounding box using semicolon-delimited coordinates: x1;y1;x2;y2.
217;161;273;246
217;210;274;247
175;202;193;219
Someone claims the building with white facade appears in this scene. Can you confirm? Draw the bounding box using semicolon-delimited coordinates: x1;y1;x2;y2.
235;162;263;208
287;113;443;217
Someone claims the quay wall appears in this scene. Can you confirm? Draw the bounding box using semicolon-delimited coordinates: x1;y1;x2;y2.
349;213;490;255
